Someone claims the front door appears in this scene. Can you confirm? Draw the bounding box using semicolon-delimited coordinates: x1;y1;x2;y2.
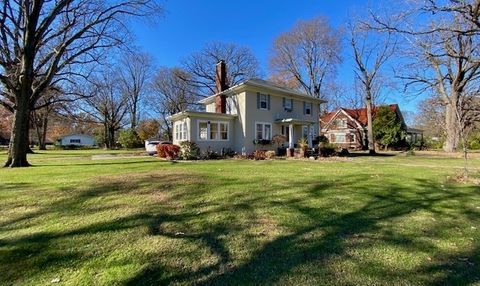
282;125;290;142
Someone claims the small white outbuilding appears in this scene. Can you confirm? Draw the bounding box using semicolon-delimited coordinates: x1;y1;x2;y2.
59;134;96;146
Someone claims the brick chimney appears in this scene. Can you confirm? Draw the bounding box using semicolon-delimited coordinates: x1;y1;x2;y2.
215;60;228;113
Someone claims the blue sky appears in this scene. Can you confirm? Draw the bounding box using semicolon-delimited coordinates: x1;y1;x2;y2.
131;0;421;115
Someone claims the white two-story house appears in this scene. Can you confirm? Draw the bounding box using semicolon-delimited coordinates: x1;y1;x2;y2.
169;61;325;155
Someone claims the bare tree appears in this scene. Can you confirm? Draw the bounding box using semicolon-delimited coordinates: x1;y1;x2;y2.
82;73;130;149
0;106;12;144
182;42;260;96
149;67;197;140
349;19;396;154
0;1;161;167
414;97;446;140
119;50;153;129
372;1;480;154
269;16;342;99
31;97;56;150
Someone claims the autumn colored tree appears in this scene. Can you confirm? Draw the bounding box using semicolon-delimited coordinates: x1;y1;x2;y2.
137;119;160;141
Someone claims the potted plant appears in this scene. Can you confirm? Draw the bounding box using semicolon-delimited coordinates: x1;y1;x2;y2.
272;134;287;156
297;137;309;158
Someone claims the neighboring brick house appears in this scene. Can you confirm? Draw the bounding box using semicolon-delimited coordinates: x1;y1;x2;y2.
320;104;407;150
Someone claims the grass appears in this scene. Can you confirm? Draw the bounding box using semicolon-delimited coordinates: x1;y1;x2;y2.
0;150;479;285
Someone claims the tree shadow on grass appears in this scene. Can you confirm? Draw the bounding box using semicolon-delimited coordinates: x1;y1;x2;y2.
1;169;479;285
123;173;480;285
345;151;397;157
0;170;209;284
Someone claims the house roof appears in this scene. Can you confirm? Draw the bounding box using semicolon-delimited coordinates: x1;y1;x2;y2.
60;133;95;139
168;110;238;121
407;127;424;134
198;78;327;105
321;104;400;127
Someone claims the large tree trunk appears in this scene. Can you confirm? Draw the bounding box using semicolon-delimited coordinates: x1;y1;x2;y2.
33;111;48;151
366;96;376;154
108;127;116;149
130;105;138;130
39;115;48;150
444;102;459;152
5;97;31;167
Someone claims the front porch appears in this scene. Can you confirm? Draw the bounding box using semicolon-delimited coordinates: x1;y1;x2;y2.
275;118;317;150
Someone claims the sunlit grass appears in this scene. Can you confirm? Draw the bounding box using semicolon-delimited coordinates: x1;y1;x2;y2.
0;150;479;285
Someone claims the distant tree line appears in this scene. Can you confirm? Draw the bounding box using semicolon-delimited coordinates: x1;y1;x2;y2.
2;0;480;168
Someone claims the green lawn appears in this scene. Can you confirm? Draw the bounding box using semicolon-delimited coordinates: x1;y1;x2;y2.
0;150;479;285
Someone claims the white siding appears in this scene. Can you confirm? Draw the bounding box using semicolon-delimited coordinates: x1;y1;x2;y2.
60;134;95;146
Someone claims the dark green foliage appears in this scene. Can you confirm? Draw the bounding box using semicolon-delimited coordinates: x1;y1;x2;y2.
179;141;200;160
373;106;406;149
467;132;480;150
118;129;143;149
319;142;337;157
314;135;329;145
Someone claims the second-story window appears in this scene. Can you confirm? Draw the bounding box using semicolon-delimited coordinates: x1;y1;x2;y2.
336;119;347;128
257;93;270;110
283;98;293;111
304;102;312;115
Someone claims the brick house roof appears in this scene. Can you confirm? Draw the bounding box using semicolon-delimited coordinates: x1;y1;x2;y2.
321;104;400;127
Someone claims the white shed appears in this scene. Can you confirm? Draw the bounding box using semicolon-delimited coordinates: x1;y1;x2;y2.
59;134;96;146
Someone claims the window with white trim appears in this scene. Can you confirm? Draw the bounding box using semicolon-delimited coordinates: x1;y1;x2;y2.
304;102;312;115
302;125;309;138
220;122;228;140
198;121;229;141
256;122;272;140
174;121;187;141
283;97;293;111
331;133;346;143
70;139;81;144
259;93;268;109
199;122;208;140
335;119;347;128
210;122;218;140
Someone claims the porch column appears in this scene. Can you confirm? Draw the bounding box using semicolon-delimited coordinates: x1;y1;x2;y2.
288;123;294;148
308;124;313;148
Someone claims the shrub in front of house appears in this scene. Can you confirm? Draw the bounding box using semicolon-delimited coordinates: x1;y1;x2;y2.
156;144;180;159
200;149;222;160
314;135;329;146
179;141;200;160
265;150;276;159
254;150;267;160
319;143;337;157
